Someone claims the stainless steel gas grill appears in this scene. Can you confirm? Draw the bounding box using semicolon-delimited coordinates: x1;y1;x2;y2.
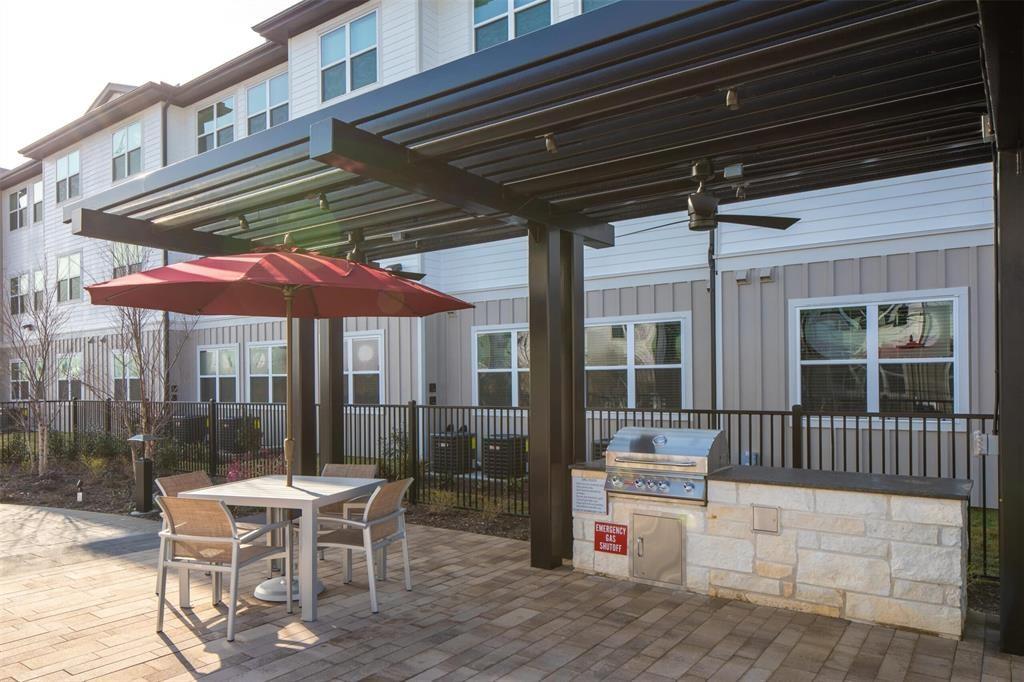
604;427;729;504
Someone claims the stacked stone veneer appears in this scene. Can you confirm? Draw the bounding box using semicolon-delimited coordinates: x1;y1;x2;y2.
572;477;967;638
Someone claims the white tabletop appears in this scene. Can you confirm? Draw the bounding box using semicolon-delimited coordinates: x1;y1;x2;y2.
180;475;385;510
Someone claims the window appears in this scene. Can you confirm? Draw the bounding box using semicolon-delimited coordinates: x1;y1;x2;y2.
247;74;289;135
581;0;617;11
8;274;28;315
112;260;142;279
10;361;29;400
474;328;530;407
111;122;142;181
113;351;141;401
796;295;959;413
474;0;550;52
197;97;235;154
31;181;42;223
56;253;81;302
57;354;82;400
32;270;44;309
585;319;685;409
248;344;286;402
199;347;237;402
8;188;27;230
55;151;80;203
344;334;382;404
320;11;378;102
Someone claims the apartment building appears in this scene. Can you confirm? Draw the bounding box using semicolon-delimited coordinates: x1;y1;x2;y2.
0;0;994;420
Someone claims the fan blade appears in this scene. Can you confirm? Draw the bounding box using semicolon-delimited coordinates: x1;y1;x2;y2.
392;269;427;281
717;214;800;230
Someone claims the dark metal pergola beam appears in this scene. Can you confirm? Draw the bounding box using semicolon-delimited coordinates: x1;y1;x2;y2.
70;208;248;256
307;117;615;248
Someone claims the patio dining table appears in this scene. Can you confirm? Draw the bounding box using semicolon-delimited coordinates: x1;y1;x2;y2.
180;474;385;622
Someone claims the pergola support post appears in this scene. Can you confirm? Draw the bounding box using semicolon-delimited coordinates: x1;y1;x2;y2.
291;318;318;476
317;318;345;465
997;149;1024;654
528;225;585;568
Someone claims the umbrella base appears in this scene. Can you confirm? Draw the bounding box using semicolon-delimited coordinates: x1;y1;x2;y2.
254;576;325;602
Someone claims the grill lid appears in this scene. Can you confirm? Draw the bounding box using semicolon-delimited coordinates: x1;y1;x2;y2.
606;427;723;459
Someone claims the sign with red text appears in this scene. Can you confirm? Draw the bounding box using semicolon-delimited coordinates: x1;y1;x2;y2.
594;522;628;555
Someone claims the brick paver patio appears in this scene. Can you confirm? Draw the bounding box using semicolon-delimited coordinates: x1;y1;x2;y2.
0;503;1020;681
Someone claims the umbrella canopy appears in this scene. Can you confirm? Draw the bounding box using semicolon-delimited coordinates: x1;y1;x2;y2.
86;247;472;486
86;249;472;318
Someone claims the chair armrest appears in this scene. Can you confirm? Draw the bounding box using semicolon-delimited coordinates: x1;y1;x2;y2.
238;519;291;544
332;508;405;530
160;530;238;545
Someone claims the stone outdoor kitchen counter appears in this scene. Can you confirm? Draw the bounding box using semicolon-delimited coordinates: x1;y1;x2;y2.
571;463;971;638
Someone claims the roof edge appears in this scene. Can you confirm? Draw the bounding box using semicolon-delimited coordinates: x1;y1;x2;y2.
253;0;363;44
0;159;43;190
170;41;288;106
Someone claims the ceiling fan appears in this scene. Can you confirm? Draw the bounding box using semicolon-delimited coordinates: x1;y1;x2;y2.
685;159;800;232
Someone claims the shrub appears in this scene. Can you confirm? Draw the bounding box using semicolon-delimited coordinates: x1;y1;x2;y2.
0;434;30;467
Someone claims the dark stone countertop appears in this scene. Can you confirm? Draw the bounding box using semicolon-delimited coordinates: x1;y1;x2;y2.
709;466;972;500
570;460;606;472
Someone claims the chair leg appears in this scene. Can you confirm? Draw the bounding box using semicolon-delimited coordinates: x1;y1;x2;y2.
401;537;412;591
285;521;294;615
227;567;239;641
380;547;388;581
178;567;190;609
212;571;222;606
156;559;168;632
155;535;166;596
364;534;378;614
345;548;353;584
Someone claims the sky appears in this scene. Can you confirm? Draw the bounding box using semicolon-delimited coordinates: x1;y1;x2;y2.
0;0;297;169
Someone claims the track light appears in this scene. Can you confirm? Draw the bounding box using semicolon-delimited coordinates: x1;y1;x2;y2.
238;215;250;231
318;193;330;211
539;132;558;154
981;113;993;143
735;184;747;200
725;88;740;111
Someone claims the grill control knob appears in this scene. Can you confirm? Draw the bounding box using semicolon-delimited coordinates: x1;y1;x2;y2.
657;480;670;492
611;476;623;488
645;480;657;490
681;481;695;493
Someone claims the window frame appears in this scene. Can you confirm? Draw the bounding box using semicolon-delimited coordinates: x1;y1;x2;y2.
246;341;287;403
788;288;969;414
8;273;29;315
32;269;45;310
10;360;30;401
112;350;142;401
344;330;385;405
318;8;380;103
197;344;240;402
471;324;531;407
196;96;235;154
473;0;552;53
579;0;618;13
31;180;42;223
8;187;27;230
246;72;289;136
56;252;82;303
111;121;143;182
57;352;83;400
54;150;80;203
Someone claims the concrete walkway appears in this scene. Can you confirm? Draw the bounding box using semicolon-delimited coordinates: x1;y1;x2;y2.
0;503;1019;681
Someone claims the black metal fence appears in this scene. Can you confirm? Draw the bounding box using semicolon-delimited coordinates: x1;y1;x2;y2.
0;398;998;578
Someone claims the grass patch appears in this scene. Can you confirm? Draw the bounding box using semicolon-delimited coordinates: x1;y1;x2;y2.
969;506;998;578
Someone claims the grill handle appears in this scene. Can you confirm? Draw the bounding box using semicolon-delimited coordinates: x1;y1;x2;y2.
614;456;697;466
636;537;644;557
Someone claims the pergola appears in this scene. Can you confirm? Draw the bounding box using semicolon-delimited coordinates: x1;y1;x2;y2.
66;0;1023;651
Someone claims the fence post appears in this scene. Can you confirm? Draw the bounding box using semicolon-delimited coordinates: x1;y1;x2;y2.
208;399;219;479
791;404;804;469
406;400;419;504
103;398;112;435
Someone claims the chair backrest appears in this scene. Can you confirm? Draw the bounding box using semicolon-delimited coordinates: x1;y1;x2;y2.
365;478;413;541
156;496;237;563
156;471;213;497
321;463;379;478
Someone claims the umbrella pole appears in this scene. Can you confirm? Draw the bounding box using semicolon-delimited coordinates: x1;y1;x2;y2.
284;288;294;487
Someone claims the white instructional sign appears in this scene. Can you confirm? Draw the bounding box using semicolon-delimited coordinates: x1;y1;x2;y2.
572;475;608;515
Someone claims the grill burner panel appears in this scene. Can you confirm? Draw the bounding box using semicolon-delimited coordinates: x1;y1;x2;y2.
604;427;728;504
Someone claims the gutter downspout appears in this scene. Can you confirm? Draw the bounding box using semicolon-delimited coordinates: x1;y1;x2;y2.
160;102;171;402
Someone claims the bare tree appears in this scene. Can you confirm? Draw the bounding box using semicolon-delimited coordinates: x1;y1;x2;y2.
85;244;197;457
0;268;70;475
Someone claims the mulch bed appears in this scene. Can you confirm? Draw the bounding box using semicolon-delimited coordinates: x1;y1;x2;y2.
404;504;529;541
0;463;135;514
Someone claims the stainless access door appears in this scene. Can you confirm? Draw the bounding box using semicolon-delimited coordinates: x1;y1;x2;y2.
631;513;684;585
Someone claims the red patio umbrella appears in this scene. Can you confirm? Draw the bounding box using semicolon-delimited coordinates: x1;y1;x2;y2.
87;245;472;485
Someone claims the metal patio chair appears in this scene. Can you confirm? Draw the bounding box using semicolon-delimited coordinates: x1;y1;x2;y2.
319;463;380;528
316;478;413;613
154;495;292;641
